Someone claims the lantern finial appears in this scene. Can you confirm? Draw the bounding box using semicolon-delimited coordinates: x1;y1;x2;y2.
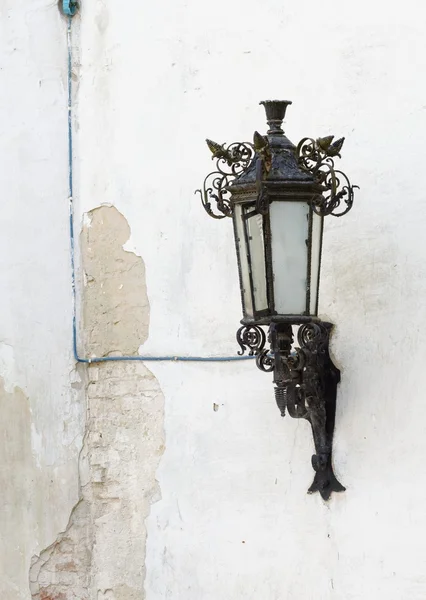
259;100;292;135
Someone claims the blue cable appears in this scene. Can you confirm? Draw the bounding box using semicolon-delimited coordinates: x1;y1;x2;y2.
63;1;78;16
65;11;253;365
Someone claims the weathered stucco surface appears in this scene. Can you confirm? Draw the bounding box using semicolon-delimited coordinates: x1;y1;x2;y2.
3;0;426;599
29;205;164;600
85;362;164;599
75;0;426;598
81;205;150;357
0;379;38;598
30;500;92;600
30;362;164;600
0;2;84;598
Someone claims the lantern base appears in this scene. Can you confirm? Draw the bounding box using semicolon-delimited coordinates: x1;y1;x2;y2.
240;314;320;327
236;320;345;501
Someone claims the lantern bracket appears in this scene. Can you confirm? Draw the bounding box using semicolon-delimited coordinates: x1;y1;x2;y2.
237;321;345;501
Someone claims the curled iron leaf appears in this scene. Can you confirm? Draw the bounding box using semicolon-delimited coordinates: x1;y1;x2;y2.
236;325;266;356
256;349;274;372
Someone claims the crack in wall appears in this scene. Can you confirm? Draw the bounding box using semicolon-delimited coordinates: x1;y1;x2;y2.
30;206;165;600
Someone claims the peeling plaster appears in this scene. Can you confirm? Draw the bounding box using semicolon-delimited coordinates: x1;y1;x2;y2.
29;500;92;600
80;205;150;357
30;207;165;600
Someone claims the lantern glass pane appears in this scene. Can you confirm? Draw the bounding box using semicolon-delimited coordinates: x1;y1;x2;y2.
233;204;253;317
244;210;268;313
270;201;309;315
309;211;323;315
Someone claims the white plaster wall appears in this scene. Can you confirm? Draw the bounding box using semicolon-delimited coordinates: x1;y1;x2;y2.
0;1;84;598
75;0;426;598
3;0;426;598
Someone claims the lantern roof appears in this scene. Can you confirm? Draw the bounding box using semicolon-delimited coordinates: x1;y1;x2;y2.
231;100;314;187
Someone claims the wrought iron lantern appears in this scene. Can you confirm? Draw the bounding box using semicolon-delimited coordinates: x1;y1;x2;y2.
196;100;357;500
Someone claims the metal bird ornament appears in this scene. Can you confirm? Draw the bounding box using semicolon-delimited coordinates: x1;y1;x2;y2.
253;130;269;152
328;136;345;156
253;130;272;172
205;139;233;164
316;135;345;158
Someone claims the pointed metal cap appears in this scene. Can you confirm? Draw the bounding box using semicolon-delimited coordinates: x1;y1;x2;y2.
260;100;292;135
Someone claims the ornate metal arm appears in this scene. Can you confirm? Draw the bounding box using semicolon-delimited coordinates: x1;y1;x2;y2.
237;321;345;500
296;135;358;217
195;140;254;219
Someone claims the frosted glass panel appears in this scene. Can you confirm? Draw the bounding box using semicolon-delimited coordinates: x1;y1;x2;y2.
309;212;323;315
270;202;309;314
233;205;253;317
244;211;268;313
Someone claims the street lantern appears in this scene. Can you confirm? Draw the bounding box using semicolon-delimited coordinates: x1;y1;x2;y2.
197;100;357;500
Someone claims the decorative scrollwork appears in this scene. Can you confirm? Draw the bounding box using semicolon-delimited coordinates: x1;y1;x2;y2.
195;140;255;219
297;322;325;347
287;348;305;372
236;325;266;356
256;349;274;372
296;135;358;217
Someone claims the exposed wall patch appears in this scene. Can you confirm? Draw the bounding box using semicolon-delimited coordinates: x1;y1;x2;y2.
80;205;150;357
30;206;165;599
